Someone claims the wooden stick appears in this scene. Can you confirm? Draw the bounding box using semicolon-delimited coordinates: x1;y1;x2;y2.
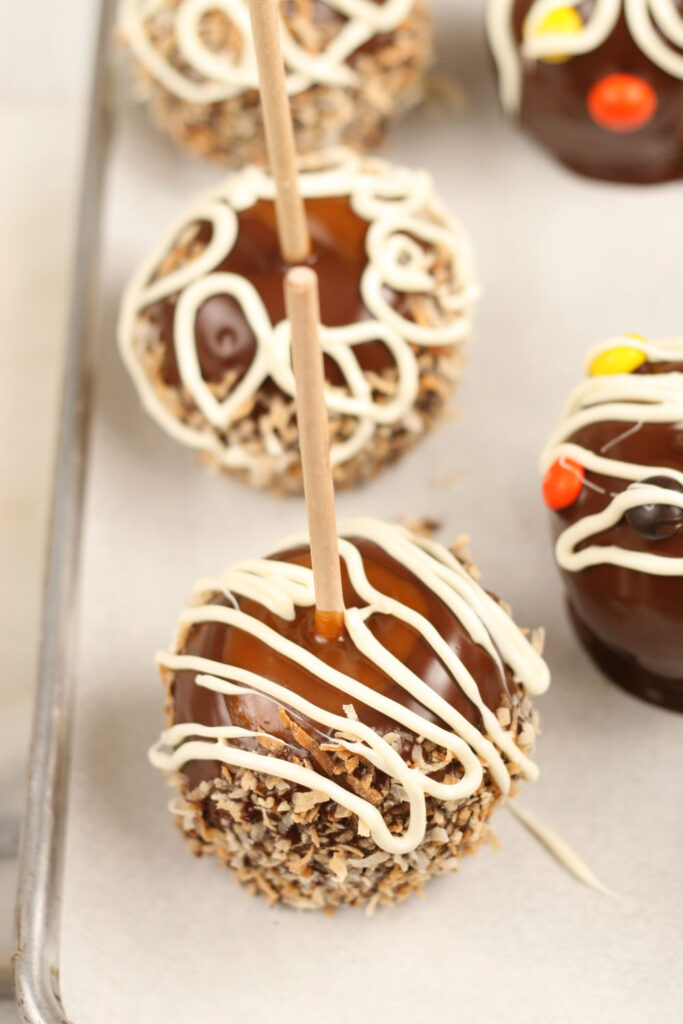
285;266;344;638
247;0;311;264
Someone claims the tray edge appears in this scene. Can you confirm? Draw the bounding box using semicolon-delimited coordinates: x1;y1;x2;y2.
12;1;117;1020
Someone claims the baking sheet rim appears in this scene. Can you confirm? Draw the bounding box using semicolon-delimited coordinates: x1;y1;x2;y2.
13;1;116;1020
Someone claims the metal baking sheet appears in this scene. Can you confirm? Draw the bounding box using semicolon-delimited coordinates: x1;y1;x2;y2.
13;1;116;1020
15;1;683;1022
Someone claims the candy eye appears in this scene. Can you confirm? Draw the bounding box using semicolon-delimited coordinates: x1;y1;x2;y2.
526;6;584;64
625;476;683;541
543;457;585;510
589;344;647;377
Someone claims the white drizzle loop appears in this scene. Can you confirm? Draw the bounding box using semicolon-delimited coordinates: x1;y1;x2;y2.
151;519;550;856
120;0;416;102
487;0;683;114
118;149;479;472
540;336;683;575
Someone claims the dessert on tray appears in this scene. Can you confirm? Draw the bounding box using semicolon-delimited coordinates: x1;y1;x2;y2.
119;0;478;492
143;3;549;913
486;0;683;183
118;147;479;492
118;0;433;165
151;516;549;909
541;335;683;711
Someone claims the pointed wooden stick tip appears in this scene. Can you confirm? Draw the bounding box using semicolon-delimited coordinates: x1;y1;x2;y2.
285;265;316;293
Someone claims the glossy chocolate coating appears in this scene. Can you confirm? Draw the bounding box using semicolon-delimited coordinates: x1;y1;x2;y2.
551;359;683;709
146;196;406;393
172;539;517;790
506;0;683;183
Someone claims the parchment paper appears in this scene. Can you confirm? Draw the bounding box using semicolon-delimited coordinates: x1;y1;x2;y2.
58;3;683;1021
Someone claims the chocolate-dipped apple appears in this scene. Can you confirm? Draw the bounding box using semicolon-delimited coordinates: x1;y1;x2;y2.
118;0;433;165
486;0;683;183
151;518;549;910
118;149;479;492
541;336;683;710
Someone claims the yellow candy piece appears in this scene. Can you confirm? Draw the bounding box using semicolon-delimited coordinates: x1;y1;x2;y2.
590;345;648;377
531;6;584;64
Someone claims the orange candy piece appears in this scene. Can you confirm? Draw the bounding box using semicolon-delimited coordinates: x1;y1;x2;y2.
543;458;585;510
587;73;658;134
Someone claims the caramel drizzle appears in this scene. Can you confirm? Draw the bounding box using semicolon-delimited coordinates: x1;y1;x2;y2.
488;0;683;114
119;149;479;473
151;519;549;855
540;336;683;575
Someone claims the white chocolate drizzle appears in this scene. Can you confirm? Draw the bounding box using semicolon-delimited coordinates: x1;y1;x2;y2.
540;335;683;575
150;519;550;855
487;0;683;114
508;803;612;896
119;0;417;102
118;149;479;473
